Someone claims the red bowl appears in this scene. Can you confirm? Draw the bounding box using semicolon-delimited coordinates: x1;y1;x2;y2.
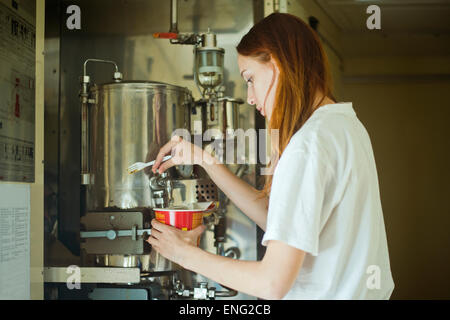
154;202;215;231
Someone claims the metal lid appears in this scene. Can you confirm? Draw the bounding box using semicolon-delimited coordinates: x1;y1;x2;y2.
91;80;192;95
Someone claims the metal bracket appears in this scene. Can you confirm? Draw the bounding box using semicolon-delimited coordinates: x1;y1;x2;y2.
80;226;151;241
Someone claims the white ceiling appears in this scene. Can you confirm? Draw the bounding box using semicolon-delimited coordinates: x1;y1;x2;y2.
314;0;450;34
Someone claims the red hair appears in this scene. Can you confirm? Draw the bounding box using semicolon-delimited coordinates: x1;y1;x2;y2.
237;13;335;197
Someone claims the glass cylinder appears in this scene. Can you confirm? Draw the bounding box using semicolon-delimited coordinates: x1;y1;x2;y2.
195;47;224;90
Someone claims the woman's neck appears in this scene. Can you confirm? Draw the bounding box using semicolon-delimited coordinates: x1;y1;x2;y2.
312;93;336;112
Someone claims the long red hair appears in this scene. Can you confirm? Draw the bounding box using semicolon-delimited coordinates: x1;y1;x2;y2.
237;13;335;197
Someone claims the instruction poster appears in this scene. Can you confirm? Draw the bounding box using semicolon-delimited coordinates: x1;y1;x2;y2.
0;183;30;300
0;1;35;182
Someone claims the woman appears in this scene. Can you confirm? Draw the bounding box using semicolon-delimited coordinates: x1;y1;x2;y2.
148;13;395;300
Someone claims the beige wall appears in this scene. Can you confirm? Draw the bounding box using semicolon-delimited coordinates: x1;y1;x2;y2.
342;76;450;299
340;10;450;298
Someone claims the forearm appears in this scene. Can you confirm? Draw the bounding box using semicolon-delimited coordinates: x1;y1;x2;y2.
202;155;268;230
148;220;304;300
181;245;274;300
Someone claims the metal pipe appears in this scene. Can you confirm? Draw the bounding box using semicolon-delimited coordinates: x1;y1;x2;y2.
215;286;238;297
214;214;226;255
273;0;280;12
80;58;122;185
170;0;178;33
80;101;89;183
216;242;225;256
83;58;119;77
80;79;90;185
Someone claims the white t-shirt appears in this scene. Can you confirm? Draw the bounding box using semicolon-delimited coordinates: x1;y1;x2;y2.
262;102;395;300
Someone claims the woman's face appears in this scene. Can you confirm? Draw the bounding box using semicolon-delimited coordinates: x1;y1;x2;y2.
238;54;279;120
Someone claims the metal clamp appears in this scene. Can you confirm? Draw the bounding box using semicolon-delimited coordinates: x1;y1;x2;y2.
80;226;151;241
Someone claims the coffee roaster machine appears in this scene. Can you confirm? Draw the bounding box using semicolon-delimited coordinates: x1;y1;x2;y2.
44;0;261;300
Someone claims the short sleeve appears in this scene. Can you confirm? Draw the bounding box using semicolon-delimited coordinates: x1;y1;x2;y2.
261;147;333;256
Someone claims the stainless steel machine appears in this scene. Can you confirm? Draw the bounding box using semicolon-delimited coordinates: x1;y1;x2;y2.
44;0;264;300
77;58;243;299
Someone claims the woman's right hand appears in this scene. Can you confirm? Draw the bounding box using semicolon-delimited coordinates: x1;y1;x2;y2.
151;135;212;174
153;137;268;231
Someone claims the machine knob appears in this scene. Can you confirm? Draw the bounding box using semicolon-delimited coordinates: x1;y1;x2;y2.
106;230;117;240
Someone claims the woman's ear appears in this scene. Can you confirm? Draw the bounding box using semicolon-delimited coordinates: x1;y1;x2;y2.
270;56;280;76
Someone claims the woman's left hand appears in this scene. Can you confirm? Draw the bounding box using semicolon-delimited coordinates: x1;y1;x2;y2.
146;219;206;267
